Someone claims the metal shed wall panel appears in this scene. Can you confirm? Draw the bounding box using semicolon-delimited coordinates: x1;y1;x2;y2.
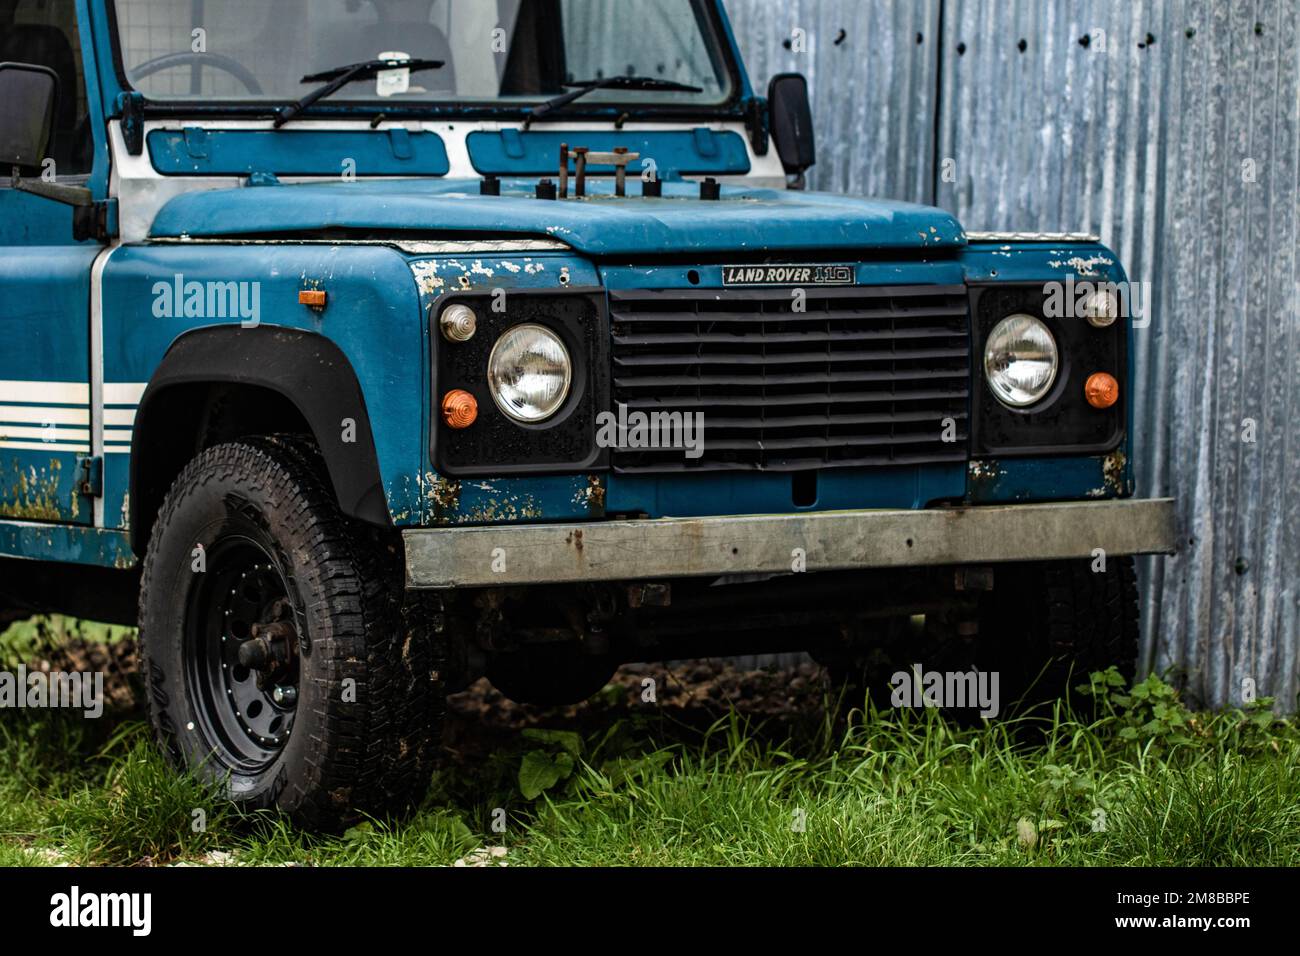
725;1;1299;710
727;0;941;201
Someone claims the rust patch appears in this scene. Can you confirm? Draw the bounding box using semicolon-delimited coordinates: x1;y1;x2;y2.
426;474;461;523
572;474;607;516
967;458;1005;496
1102;449;1128;495
587;475;606;509
459;495;542;523
2;459;68;520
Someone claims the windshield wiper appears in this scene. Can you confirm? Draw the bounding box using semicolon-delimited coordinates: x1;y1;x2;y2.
274;57;444;128
527;75;704;125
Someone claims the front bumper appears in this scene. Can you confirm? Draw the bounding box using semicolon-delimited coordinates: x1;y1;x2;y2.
403;498;1176;589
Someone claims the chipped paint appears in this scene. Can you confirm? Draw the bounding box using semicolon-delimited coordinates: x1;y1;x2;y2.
1046;254;1113;277
967;458;1005;484
410;260;445;294
458;494;543;524
0;522;135;567
387;477;414;522
965;454;1134;506
424;473;461;524
571;474;607;515
1;460;70;521
387;471;425;525
1101;449;1128;496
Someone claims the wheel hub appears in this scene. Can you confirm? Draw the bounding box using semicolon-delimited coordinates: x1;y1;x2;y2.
203;553;301;759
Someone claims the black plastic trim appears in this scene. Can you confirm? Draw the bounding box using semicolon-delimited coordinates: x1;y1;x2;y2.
130;326;388;554
969;282;1125;456
431;288;610;477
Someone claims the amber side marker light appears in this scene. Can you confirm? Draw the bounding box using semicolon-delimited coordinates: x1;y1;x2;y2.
441;389;478;429
298;289;327;311
1084;372;1119;409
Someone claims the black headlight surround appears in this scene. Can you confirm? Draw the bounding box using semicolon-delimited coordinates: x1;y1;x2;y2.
970;283;1125;456
431;289;609;476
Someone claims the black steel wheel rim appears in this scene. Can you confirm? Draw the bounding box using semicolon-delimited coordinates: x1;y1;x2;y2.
184;533;301;772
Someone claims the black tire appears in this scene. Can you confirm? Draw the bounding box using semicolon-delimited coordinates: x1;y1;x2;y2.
825;557;1139;719
820;617;916;712
138;437;442;827
487;644;617;707
978;556;1140;712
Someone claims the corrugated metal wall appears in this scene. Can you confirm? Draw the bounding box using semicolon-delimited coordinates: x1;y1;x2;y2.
726;0;1300;711
728;0;941;202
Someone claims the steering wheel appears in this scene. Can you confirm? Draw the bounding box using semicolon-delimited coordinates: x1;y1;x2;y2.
130;52;264;95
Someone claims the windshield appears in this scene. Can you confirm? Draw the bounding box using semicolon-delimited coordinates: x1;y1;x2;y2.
112;0;734;111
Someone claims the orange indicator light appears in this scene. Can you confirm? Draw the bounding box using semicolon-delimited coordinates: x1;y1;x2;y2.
1084;372;1119;409
298;289;327;309
441;389;478;429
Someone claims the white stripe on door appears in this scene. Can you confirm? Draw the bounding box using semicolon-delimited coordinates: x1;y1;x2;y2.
0;381;89;405
0;381;147;407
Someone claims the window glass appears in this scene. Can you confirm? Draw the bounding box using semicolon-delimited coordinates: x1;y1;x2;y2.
112;0;731;108
3;0;95;176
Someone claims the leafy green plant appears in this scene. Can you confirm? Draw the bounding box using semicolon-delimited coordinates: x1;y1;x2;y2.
517;729;583;800
1077;668;1195;747
1077;667;1297;757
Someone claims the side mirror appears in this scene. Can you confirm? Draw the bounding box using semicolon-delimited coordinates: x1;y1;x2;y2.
1;61;96;224
767;73;815;179
0;61;58;169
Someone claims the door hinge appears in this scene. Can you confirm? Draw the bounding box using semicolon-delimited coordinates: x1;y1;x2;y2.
73;199;117;243
9;174;116;243
78;455;103;498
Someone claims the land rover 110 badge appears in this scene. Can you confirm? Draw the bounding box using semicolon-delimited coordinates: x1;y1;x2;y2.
721;264;855;286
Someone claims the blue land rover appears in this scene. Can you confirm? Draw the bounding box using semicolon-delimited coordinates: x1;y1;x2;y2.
0;0;1174;824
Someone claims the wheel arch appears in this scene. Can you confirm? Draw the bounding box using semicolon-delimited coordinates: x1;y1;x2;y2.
129;325;390;555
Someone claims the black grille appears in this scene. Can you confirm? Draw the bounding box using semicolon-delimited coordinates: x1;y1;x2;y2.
609;284;971;474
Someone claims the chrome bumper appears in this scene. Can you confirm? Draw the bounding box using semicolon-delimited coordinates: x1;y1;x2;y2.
403;498;1176;589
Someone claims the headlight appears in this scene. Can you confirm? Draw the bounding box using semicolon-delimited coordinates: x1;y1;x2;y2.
983;314;1059;408
487;324;572;423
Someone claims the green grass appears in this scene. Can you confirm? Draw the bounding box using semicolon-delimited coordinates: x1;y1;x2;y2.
0;615;130;669
1;617;1297;867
